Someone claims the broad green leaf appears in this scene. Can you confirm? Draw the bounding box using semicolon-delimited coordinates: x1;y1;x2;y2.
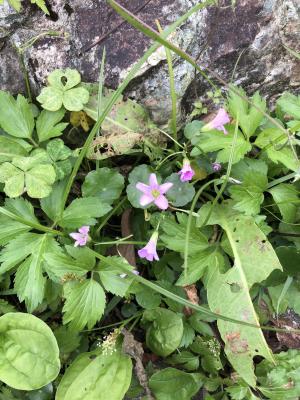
59;197;111;229
4;197;39;224
14;234;56;312
276;246;300;277
166;351;199;371
200;201;282;386
190;125;251;164
228;86;266;138
63;279;106;330
98;256;134;297
82;168;124;204
229;158;268;215
37;69;89;112
126;164;152;208
0;313;60;390
268;281;300;315
143;308;183;356
255;128;300;171
149;367;203;400
56;345;132;400
269;183;299;223
165;173;195;207
134;284;161;309
25;164;56;198
36;109;68;142
277;92;300;119
0;92;34;138
0;136;28;162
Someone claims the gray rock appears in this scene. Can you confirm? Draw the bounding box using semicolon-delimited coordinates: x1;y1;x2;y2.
0;0;299;124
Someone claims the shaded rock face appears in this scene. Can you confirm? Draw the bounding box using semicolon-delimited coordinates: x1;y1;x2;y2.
0;0;299;124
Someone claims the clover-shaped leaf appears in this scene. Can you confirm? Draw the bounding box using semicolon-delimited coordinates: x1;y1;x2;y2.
47;139;73;180
37;69;89;112
0;152;56;198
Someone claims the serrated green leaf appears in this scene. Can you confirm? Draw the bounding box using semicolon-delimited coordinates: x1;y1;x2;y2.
277;92;300;119
269;183;299;223
36;109;68;142
228;86;266;138
190;125;251;164
0;136;28;162
255;128;300;171
82;168;124;204
40;179;67;221
10;234;57;312
63;279;106;330
59;197;111;229
31;0;49;14
98;256;134;297
56;345;132;400
0;313;60;390
229;159;268;215
0;92;34;138
200;201;282;386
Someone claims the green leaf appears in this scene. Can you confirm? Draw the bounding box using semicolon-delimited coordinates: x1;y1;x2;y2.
59;197;111;229
166;351;199;371
149;368;203;400
56;345;132;400
200;201;282;386
0;312;60;390
143;308;183;356
165;173;195;207
228;86;266;138
82;168;124;205
268;281;300;315
0;92;34;138
0;212;31;246
40;179;67;221
37;69;89;112
190;125;251;164
126;164;152;208
255;128;300;171
0;153;56;198
159;213;216;285
54;326;81;356
44;249;88;283
229;158;268;215
190;336;222;373
98;256;134;297
277;92;300;119
36;109;68;142
63;279;106;330
14;234;56;312
31;0;49;14
46;139;72;180
269;183;299;223
0;136;28;162
135;284;161;309
0;299;16;315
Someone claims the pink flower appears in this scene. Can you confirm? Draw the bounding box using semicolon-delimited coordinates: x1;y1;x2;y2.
138;231;159;262
202;108;230;134
212;162;221;172
69;226;90;247
178;159;195;182
136;173;173;210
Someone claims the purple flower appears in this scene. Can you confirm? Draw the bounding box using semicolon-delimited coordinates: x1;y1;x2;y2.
212;162;222;172
178;159;195;182
202;108;230;134
136;173;173;210
138;231;159;262
69;226;90;247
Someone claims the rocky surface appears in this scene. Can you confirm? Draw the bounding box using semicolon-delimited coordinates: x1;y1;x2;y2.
0;0;299;124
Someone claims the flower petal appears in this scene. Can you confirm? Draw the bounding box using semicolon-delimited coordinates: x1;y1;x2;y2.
154;194;168;210
136;182;151;194
159;182;173;194
69;233;82;241
79;226;89;234
140;194;153;206
149;173;158;188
